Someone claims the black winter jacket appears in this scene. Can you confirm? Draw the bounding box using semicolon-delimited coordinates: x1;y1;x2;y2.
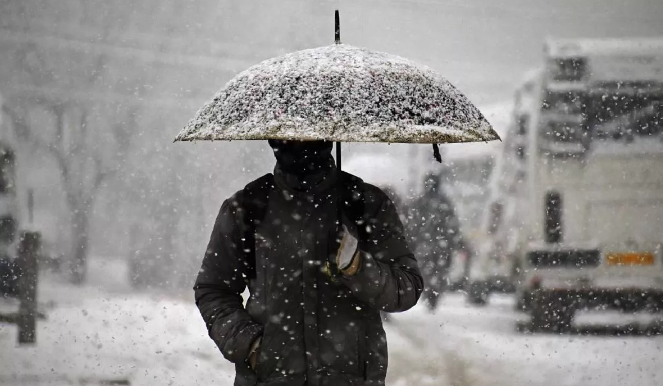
194;169;423;386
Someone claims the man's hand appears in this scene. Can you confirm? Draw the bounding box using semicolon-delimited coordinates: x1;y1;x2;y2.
248;336;261;370
336;224;361;276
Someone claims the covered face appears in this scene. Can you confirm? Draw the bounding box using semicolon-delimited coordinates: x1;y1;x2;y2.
268;139;334;176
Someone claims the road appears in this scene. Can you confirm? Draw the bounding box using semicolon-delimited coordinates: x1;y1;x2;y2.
385;294;663;386
2;260;662;386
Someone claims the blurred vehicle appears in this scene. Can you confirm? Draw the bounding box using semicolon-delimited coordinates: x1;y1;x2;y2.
440;103;511;291
464;73;541;304
466;38;663;330
465;108;526;304
442;102;511;240
442;146;495;293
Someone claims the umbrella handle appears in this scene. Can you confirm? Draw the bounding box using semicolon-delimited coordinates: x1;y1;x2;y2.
332;9;342;276
325;141;342;281
336;141;342;232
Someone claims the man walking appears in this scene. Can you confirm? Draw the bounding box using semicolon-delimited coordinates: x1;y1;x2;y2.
409;173;465;312
194;140;423;386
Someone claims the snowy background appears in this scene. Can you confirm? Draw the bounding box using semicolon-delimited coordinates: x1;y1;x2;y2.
1;0;663;385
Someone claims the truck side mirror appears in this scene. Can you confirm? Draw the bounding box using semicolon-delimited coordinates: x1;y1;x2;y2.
544;191;563;243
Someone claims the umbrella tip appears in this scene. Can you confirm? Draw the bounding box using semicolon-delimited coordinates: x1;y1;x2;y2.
335;10;341;44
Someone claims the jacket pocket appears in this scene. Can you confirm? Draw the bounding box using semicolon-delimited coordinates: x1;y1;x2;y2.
358;319;368;380
362;311;388;382
253;322;279;380
318;310;362;376
335;286;369;377
253;320;302;381
235;360;259;386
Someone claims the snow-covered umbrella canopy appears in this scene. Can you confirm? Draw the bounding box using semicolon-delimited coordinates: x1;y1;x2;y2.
174;45;499;146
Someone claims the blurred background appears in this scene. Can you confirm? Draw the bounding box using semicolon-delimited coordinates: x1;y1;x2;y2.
1;1;662;385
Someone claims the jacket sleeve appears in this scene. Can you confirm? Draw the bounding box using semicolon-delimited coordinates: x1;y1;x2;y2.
193;195;263;364
340;188;424;312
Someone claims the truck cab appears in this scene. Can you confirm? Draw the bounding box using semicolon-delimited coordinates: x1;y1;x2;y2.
523;38;663;330
467;38;663;330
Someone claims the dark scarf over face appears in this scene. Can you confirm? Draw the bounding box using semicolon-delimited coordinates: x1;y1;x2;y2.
268;139;335;192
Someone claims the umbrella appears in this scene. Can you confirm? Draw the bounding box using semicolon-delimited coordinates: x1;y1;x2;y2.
175;10;500;275
174;11;499;154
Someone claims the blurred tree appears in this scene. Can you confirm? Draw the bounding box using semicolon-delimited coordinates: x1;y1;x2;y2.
5;101;137;284
0;0;147;283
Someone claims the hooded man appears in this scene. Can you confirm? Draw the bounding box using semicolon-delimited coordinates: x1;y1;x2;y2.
194;140;423;386
408;173;465;311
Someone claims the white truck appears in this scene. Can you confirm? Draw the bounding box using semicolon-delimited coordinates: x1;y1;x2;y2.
466;38;663;330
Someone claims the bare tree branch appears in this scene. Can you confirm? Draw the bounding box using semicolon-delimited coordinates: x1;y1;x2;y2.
92;153;109;193
18;42;54;86
53;104;65;151
2;104;30;141
88;54;107;86
4;14;143;284
3;103;69;178
68;108;88;158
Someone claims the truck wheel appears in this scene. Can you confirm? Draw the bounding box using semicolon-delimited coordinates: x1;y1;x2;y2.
467;281;489;306
530;291;573;332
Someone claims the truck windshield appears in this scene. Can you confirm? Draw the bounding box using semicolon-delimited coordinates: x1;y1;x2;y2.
589;91;663;141
542;89;585;115
547;57;587;82
542;120;585;143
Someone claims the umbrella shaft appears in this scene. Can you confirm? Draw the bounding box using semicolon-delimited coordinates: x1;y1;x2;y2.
335;10;341;44
336;141;342;230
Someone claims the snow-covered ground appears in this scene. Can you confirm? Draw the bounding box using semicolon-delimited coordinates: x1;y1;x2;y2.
387;295;663;386
0;263;235;385
1;259;662;386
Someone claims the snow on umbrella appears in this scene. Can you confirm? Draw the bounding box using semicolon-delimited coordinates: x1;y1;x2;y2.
174;12;500;160
174;43;498;146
